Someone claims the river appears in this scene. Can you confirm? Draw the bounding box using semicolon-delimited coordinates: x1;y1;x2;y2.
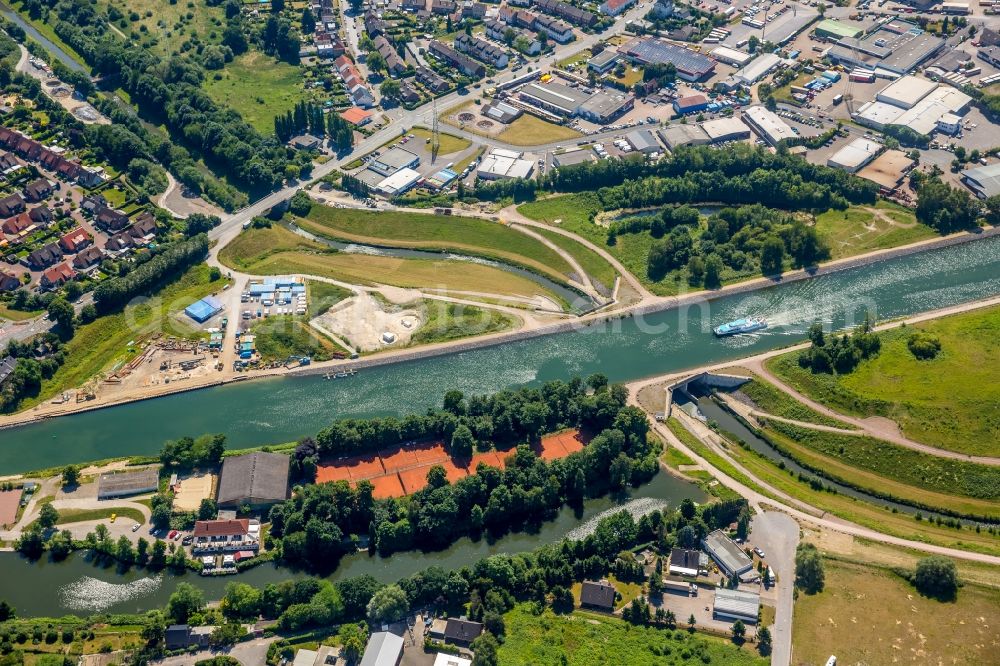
0;2;87;72
0;472;704;616
2;234;999;474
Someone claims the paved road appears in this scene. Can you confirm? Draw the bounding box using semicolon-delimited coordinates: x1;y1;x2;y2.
151;636;278;666
751;511;799;666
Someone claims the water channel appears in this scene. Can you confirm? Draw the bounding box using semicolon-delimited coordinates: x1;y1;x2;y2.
0;3;87;72
3;234;999;474
0;472;705;616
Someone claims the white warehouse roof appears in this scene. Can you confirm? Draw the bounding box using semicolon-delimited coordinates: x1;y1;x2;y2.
376;167;422;195
876;75;937;110
827;137;881;172
712;46;752;67
734;53;782;84
853;100;906;129
892;86;972;136
742;105;796;144
701;117;750;142
714;588;761;623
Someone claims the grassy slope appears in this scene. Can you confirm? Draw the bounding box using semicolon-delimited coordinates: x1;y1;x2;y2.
793;559;1000;666
203;51;305;134
0;304;42;322
409;301;520;346
408;127;471;155
737;379;855;429
499;605;767;666
766;306;1000;457
530;226;619;294
297;205;575;284
814;200;936;259
55;507;145;526
219;225;569;305
306;280;353;318
100;0;224;57
16;265;226;411
496;115;583;146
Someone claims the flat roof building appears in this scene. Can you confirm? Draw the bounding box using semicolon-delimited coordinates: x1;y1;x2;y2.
217;452;290;508
828;20;945;76
376;168;422;196
621;37;716;81
712;46;752;67
742;106;796;145
734;53;782;85
713;588;760;624
553;147;595;167
97;466;160;499
876;75;937;110
857;149;915;190
359;631;404;666
701;117;750;143
625;128;662;154
371;147;421;177
518;81;590;116
658;124;710;150
961;163;1000;199
703;529;753;578
433;655;472;666
827;137;881;173
185;296;223;323
579;91;635;123
892;86;971;136
588;49;620;73
814;18;863;40
478;150;535;180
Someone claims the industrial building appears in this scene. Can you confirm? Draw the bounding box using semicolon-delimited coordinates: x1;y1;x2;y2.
588;49;620;73
620;37;716;81
703;529;753;578
97;466;159;499
359;631;403;666
579;91;634;123
857;149;915;191
827;20;945;76
553;147;595;167
185;296;223;323
876;75;937;110
827;137;882;173
376;168;422;196
433;655;471;666
370;147;421;177
478;148;535;180
854;83;971;136
742;106;796;145
217;451;290;508
733;53;783;85
518;81;590;116
625;128;662;154
960;163;1000;199
814;18;863;40
713;588;760;624
701;117;751;143
658;124;710;150
482;100;523;124
711;46;752;68
673;94;709;115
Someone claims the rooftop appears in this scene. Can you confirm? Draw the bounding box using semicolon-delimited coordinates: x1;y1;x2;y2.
703;529;753;574
827;137;881;171
97;466;160;496
359;631;404;666
876;75;938;110
961;162;1000;198
217;451;290;505
580;579;616;609
714;587;761;619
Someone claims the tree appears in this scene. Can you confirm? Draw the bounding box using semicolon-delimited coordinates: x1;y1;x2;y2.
757;626;772;656
914;556;959;599
223;582;262;620
983;195;1000;226
731;619;746;642
338;623;367;664
687;613;696;631
150;539;167;569
0;600;14;621
198;498;219;520
301;7;316;34
366;584;409;624
450;424;475;458
794;543;825;594
760;235;785;276
704;254;723;289
380;79;401;101
38;502;59;530
210;622;247;647
61;465;79;487
168;582;205;623
470;632;499;666
47;297;75;337
915;174;979;233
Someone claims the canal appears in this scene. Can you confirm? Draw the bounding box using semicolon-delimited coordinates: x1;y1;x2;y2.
0;472;705;615
2;234;999;474
0;3;87;72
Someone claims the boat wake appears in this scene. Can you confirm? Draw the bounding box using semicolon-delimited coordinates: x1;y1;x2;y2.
564;497;670;542
59;574;163;612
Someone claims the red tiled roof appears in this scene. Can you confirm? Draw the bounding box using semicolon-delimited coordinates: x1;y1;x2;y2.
340;107;372;125
193;518;250;538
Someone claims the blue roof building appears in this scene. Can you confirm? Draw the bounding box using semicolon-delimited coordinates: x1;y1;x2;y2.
185;296;223;323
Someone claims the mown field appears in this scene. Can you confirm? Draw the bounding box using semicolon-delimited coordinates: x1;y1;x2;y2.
54;506;145;526
760;420;1000;519
766;306;1000;456
251;316;347;362
736;378;855;429
409;301;519;346
409;127;471;155
296;204;575;283
813;200;935;259
203;51;306;134
219;225;568;306
499;605;768;666
15;265;228;411
792;558;1000;666
496;114;583;146
530;226;619;294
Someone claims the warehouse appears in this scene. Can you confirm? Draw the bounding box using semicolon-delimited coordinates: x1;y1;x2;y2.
857;149;915;191
891;86;971;136
185;296;223;324
701;117;750;143
852;100;905;129
625;128;662;154
518;81;590;116
960;163;1000;199
553;147;595;167
97;466;160;499
742;106;796;145
673;94;709;114
579;91;635;123
376;168;422;196
588;49;620;74
703;529;753;578
828;21;945;76
658;124;709;150
734;53;782;85
713;588;760;624
620;37;716;81
827;137;881;173
813;18;863;41
217;452;290;508
711;46;752;68
478;149;535;180
370;147;420;177
876;75;937;110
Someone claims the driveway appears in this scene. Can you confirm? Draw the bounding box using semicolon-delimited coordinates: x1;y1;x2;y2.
152;636;277;666
750;511;799;666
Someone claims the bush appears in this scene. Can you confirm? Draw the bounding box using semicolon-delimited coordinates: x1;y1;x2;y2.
907;331;941;360
914;556;959;599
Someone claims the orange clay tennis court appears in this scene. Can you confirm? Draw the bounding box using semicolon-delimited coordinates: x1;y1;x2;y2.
316;430;585;498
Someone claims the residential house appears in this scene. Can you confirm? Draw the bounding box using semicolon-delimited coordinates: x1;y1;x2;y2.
0;355;17;385
0;271;19;291
28;205;53;226
191;518;258;554
129;214;157;242
59;227;92;254
485;20;541;54
14;136;41;161
534;14;575;43
462;1;487;19
23;178;52;203
1;212;33;236
600;0;635;15
72;245;104;271
374;35;406;77
511;9;537;28
364;11;386;36
534;0;597;27
0;193;25;218
416;66;450;93
40;262;75;289
77;166;106;188
454;34;509;68
668;548;702;577
104;231;134;254
80;194;107;217
334;55;376;108
94;206;130;233
289;134;322;151
432;0;457;14
429;40;486;78
0;152;19;171
164;625;214;651
579;579;616;611
443;618;483;646
26;243;63;270
398;80;421;104
402;0;425;11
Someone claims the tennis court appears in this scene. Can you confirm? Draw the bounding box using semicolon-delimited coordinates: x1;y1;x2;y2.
469;450;507;471
538;429;586;459
0;490;19;528
379;447;420;473
316;454;385;483
370;473;406;499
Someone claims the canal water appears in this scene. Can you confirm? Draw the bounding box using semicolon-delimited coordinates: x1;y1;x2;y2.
0;472;705;616
2;234;999;474
0;3;87;72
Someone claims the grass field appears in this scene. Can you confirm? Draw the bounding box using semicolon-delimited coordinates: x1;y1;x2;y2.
759;420;1000;518
251;316;347;362
307;280;353;318
496;114;583;146
814;201;936;259
792;558;1000;665
530;226;618;294
766;306;1000;456
100;0;225;57
14;265;227;412
736;378;855;429
296;204;575;283
54;507;145;526
0;304;41;322
409;301;519;346
499;605;768;666
409;127;471;155
219;225;569;305
203;51;305;133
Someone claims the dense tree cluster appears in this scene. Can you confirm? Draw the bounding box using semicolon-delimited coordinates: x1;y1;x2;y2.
797;318;881;374
912;555;959;600
272;101;354;154
0;335;66;413
914;173;979;233
93;234;209;313
794;542;825;594
159;433;227;471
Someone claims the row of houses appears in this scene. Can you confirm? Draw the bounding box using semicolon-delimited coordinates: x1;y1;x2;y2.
334;55;376;108
485;19;542;55
454;33;510;68
428;40;486;78
0;127;105;189
311;0;348;59
499;6;575;43
374;34;406;77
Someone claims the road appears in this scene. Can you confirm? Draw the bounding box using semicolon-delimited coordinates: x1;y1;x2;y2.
151;636;278;666
750;512;798;666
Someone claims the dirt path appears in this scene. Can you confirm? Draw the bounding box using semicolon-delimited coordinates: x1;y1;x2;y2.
745;357;1000;466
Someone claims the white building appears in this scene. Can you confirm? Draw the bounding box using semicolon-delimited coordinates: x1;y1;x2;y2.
827;138;881;173
701;117;750;143
433;654;473;666
734;53;782;85
875;75;937;110
742;106;796;145
478;148;535;180
376;167;422;195
712;46;752;68
713;588;760;624
359;632;404;666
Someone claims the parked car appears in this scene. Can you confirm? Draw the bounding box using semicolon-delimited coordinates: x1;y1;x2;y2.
132;523;141;532
167;530;178;540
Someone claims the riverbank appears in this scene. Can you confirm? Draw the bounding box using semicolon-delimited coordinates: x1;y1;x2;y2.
2;224;997;431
